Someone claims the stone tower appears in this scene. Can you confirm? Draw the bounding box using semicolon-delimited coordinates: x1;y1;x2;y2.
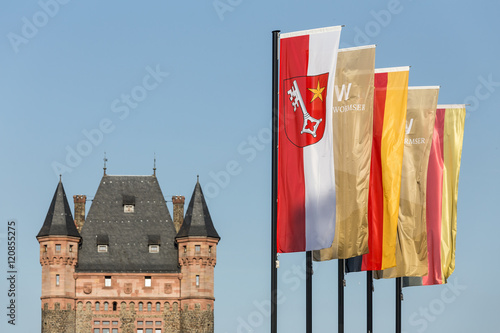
36;180;81;333
176;180;220;333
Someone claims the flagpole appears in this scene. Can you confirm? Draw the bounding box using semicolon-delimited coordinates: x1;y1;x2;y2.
306;251;312;333
396;277;402;333
367;271;373;333
338;259;345;333
271;29;280;333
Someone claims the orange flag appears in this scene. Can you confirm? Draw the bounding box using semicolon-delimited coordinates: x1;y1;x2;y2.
346;66;408;272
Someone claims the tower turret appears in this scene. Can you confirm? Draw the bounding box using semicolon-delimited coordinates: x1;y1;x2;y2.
37;180;81;333
176;179;220;332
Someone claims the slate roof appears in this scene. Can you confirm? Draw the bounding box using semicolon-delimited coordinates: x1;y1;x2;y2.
37;181;81;238
176;181;220;240
76;175;179;273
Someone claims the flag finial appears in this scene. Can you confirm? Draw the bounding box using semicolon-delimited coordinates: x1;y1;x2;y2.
103;152;108;176
153;153;157;177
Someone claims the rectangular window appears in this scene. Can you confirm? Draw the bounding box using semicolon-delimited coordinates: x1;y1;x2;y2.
146;321;153;325
55;244;61;252
195;245;200;252
56;274;60;286
155;329;161;333
155;321;161;326
105;276;111;287
94;321;100;325
112;329;118;333
69;245;73;252
103;329;110;333
196;275;200;287
137;329;144;333
94;329;100;333
146;329;153;333
183;246;187;253
208;246;212;253
103;321;110;325
145;276;151;287
44;245;47;252
112;321;118;325
137;321;143;326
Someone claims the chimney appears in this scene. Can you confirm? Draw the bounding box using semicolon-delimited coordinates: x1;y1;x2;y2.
73;195;86;233
172;195;185;232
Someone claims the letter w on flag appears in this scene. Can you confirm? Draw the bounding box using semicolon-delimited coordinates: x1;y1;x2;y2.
335;83;352;102
277;26;342;253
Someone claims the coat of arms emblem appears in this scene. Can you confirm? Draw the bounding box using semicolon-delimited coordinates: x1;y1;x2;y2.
124;283;132;294
283;73;329;147
83;283;92;294
164;283;172;294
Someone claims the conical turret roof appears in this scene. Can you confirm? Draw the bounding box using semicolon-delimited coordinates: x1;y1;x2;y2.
37;180;80;238
176;180;220;240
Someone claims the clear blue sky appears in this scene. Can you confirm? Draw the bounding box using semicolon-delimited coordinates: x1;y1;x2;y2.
0;1;498;332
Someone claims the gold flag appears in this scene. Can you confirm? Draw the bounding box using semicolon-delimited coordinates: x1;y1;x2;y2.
314;45;375;261
375;86;439;278
441;105;466;282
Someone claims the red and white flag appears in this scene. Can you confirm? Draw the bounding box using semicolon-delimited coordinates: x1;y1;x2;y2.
277;26;342;253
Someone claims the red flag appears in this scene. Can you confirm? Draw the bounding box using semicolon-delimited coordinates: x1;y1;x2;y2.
277;26;342;253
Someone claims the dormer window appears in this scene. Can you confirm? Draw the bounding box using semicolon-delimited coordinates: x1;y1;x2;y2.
97;234;109;253
147;235;160;254
123;195;135;213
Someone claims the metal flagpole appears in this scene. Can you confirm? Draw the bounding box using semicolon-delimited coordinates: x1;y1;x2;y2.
306;251;313;333
396;277;402;333
367;271;373;333
338;259;345;333
271;30;280;333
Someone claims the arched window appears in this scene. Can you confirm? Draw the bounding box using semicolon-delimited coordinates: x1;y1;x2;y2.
104;302;109;311
113;301;117;311
156;302;161;312
139;302;143;311
147;302;152;312
95;302;100;311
